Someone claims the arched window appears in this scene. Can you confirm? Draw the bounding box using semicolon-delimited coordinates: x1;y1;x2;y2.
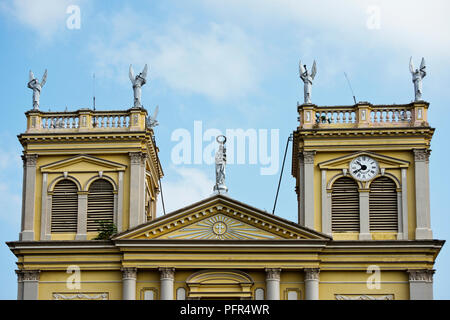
331;177;360;232
51;179;78;232
254;288;265;300
176;287;186;300
369;177;398;231
87;179;114;232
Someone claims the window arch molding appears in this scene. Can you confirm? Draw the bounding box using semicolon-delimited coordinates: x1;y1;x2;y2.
327;172;363;190
367;172;400;189
83;174;117;192
48;175;82;193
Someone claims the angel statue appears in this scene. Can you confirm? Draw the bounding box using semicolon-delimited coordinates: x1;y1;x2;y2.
409;57;426;101
299;60;317;104
27;69;47;110
146;105;159;128
129;64;148;108
213;135;228;194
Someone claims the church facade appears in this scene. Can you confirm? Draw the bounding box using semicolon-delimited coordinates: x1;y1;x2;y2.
7;74;444;300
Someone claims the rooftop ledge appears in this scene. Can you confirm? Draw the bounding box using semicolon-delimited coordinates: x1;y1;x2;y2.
297;101;430;130
24;107;149;133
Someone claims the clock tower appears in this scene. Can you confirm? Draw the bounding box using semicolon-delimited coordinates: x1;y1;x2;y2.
292;101;433;241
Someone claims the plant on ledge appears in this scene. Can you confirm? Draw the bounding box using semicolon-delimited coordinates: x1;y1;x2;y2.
94;220;118;240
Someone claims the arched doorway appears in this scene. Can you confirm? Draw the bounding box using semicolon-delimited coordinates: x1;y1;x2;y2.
186;270;254;300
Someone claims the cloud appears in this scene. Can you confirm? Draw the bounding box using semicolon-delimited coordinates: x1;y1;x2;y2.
156;167;215;216
88;9;264;100
0;0;83;40
201;0;450;61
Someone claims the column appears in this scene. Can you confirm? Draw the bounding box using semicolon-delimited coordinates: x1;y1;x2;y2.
117;171;124;232
16;270;24;300
304;268;320;300
401;168;409;240
359;190;371;240
22;270;40;300
321;169;331;235
20;154;38;241
265;268;281;300
297;154;305;225
129;152;144;228
75;192;88;240
159;267;175;300
122;267;137;300
413;149;432;239
303;151;316;229
408;269;434;300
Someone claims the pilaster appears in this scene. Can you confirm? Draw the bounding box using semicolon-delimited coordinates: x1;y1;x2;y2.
20;154;38;241
413;149;432;239
408;269;434;300
21;270;40;300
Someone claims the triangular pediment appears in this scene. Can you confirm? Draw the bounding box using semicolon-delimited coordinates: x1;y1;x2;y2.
40;155;127;173
113;194;331;240
318;151;409;170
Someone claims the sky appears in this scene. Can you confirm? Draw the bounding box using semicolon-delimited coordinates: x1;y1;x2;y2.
0;0;449;299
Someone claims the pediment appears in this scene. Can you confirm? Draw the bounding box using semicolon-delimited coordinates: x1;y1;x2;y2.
40;155;127;173
318;151;409;170
113;194;331;241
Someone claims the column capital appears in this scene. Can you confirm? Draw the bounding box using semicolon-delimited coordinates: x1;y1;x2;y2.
299;151;316;164
121;267;137;280
159;267;175;280
265;268;281;280
407;269;434;282
22;154;38;167
19;270;40;281
129;151;147;165
304;268;320;281
412;148;430;162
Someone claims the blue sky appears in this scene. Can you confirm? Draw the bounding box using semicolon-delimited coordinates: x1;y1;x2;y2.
0;0;449;299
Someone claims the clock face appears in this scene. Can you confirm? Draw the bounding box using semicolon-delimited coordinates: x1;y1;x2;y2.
349;156;379;181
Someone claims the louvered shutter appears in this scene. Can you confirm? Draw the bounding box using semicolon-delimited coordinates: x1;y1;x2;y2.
331;177;360;232
369;177;398;231
51;179;78;232
87;179;114;231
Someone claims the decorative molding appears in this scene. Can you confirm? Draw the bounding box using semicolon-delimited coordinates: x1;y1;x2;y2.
335;294;393;300
53;293;108;300
159;267;175;280
304;268;320;281
407;269;434;282
22;154;38;167
121;267;137;280
300;151;316;164
265;268;281;280
18;270;40;281
412;149;430;162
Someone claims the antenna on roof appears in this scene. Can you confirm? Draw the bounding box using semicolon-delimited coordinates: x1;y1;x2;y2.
93;73;96;111
344;72;357;104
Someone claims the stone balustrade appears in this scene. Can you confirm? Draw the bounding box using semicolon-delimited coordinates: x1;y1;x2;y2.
25;108;148;133
298;101;429;129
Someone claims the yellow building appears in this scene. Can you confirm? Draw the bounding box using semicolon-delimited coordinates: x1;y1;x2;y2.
6;99;444;300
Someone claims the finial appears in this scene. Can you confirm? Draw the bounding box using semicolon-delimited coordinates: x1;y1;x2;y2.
213;135;228;194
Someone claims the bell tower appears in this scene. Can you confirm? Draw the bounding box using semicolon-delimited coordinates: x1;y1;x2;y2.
292;101;433;240
18;107;163;241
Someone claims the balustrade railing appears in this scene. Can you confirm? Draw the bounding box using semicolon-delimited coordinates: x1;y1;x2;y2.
298;102;428;129
26;108;147;133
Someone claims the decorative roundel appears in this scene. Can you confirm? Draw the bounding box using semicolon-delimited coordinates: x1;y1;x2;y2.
212;221;227;235
349;155;379;181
